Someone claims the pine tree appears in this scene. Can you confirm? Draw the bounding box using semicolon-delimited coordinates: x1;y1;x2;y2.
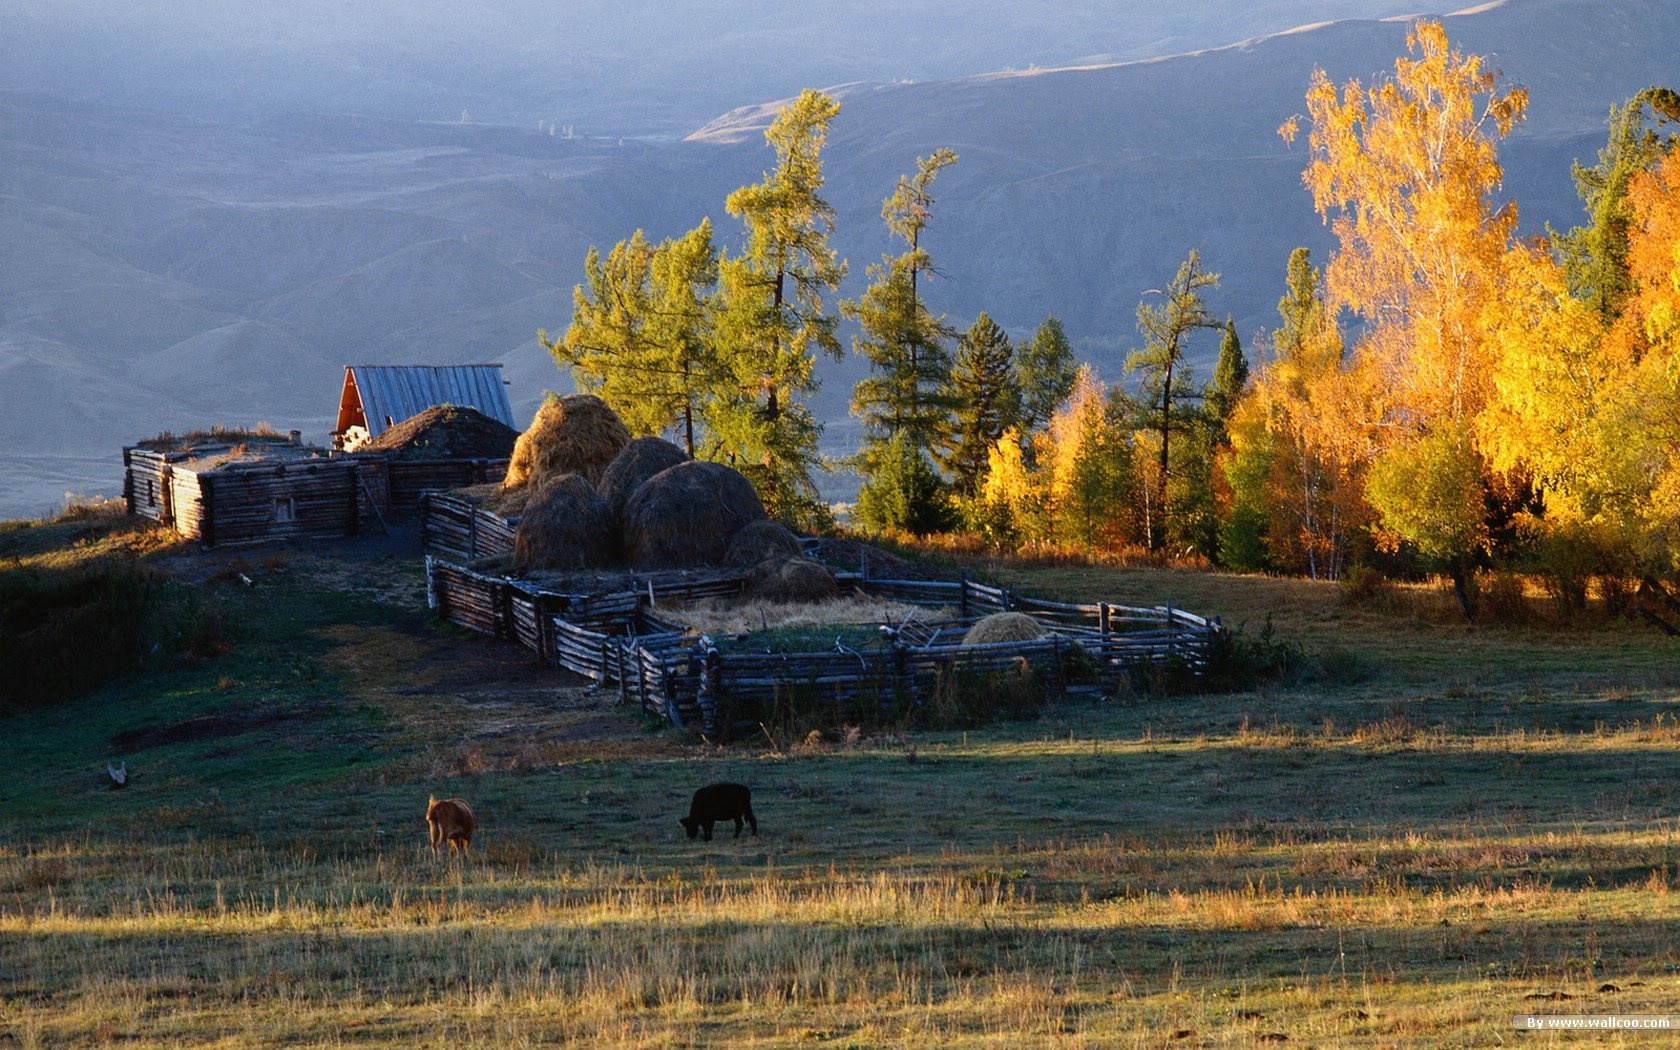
546;230;657;423
1044;366;1133;549
712;89;848;526
851;432;952;536
1015;316;1079;438
1555;86;1680;324
649;220;720;455
1125;250;1220;551
545;222;719;454
937;313;1019;497
844;149;958;529
1205;317;1248;440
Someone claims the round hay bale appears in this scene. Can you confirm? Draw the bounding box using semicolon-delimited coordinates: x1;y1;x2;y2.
744;556;840;603
622;461;766;569
724;519;803;568
512;473;615;571
503;394;631;492
962;612;1045;646
597;436;691;521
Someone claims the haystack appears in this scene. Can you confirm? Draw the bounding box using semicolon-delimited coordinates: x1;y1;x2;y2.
724;520;803;568
622;461;766;569
962;612;1045;646
503;394;630;492
744;556;840;603
597;436;690;521
512;473;615;571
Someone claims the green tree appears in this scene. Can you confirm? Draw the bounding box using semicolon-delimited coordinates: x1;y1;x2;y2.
545;230;657;424
851;432;952;536
1125;250;1221;550
844;149;959;529
1222;247;1359;579
649;220;720;455
1366;423;1488;613
1555;86;1680;324
937;312;1019;497
1205;317;1248;440
712;89;848;525
545;222;720;454
1015;315;1079;438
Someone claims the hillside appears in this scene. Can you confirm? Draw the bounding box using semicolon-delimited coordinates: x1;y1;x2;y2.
2;0;1676;518
3;503;1679;1044
5;0;1425;133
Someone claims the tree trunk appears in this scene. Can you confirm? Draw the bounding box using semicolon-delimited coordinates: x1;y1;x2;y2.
1448;556;1477;620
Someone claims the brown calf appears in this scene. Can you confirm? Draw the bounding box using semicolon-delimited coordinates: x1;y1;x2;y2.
426;795;476;858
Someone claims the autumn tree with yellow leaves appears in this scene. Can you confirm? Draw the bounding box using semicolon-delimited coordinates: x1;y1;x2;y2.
1282;20;1528;613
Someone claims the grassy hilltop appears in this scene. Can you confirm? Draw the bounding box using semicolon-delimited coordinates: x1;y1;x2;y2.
3;505;1678;1047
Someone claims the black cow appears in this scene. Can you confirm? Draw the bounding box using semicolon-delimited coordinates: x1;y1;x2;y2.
679;782;758;840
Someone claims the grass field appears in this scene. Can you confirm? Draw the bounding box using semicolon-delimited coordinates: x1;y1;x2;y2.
3;509;1679;1046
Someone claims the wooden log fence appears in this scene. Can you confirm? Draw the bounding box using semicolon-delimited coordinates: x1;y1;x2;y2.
420;492;518;561
425;556;1223;737
385;459;509;515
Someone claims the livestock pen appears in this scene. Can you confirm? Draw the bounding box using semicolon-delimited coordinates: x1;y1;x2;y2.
426;551;1223;737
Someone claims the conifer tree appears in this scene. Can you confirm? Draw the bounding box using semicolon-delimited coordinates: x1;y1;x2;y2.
1225;247;1359;579
712;89;847;526
844;149;958;531
851;431;951;536
1555;86;1680;324
545;222;719;454
1205;317;1248;440
1125;250;1220;551
650;220;720;455
546;230;657;422
1044;366;1133;549
937;313;1019;497
1015;316;1079;439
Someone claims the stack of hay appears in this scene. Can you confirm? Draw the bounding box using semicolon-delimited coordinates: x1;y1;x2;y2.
730;521;838;602
499;396;834;596
962;612;1044;645
502;395;629;571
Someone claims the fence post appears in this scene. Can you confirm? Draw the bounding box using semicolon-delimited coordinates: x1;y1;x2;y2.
960;572;970;617
698;642;721;738
892;641;909;706
425;555;436;611
1099;601;1111;635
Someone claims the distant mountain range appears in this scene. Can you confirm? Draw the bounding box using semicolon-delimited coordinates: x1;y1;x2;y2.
2;0;1675;518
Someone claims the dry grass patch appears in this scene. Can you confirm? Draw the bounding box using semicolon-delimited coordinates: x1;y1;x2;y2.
665;593;953;637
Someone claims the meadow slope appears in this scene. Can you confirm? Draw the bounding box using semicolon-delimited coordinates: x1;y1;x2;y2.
2;510;1678;1046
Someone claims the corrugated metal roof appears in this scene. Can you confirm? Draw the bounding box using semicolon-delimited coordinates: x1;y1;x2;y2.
338;364;515;438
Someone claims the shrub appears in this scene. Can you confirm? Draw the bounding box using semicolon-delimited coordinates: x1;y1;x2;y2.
1202;614;1311;690
923;665;1048;728
1339;563;1395;607
1476;569;1536;625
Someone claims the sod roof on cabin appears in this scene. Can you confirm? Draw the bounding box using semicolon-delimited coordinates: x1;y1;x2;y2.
357;405;519;461
132;428;328;472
